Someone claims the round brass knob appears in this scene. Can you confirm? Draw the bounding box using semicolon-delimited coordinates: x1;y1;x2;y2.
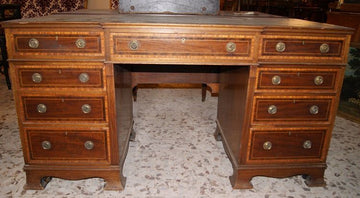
314;76;324;86
275;42;286;52
32;73;42;83
75;38;86;48
41;141;52;150
263;141;272;150
28;38;39;49
272;75;281;85
128;40;139;51
37;104;47;113
226;42;236;53
320;43;329;53
268;105;277;115
303;140;312;149
81;104;91;114
309;105;319;115
79;73;89;83
84;141;94;150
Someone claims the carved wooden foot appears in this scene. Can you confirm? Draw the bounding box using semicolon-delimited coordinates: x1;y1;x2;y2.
103;174;126;191
24;166;125;191
228;166;326;189
24;174;45;190
24;172;49;190
230;171;253;189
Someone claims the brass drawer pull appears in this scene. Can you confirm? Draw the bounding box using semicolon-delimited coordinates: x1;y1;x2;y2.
320;43;329;53
309;105;319;115
272;75;281;85
81;104;91;114
79;73;89;83
37;104;47;113
84;141;94;150
32;73;42;83
226;42;236;53
75;38;86;48
303;140;312;149
268;105;277;114
263;141;272;150
28;38;39;49
129;40;139;50
41;141;52;150
314;76;324;85
275;42;286;52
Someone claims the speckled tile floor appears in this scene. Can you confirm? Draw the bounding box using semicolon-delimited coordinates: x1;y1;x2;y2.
1;75;360;198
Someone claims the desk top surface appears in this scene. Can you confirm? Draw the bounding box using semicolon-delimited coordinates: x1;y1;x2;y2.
1;9;353;33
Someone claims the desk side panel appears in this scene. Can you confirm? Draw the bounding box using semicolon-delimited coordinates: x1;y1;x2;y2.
113;65;133;165
217;66;252;165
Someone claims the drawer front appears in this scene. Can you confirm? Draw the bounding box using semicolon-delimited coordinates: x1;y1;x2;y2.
248;129;326;162
23;97;106;121
259;36;348;63
111;33;254;63
17;67;104;88
8;30;105;59
256;68;339;91
253;97;333;123
27;130;108;162
262;39;342;56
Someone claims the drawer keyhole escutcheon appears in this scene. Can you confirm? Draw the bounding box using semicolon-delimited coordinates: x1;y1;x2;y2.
226;42;236;53
314;76;324;85
81;104;91;114
320;43;330;53
275;42;286;52
84;141;94;150
32;73;42;83
41;141;52;150
28;38;39;49
271;75;281;85
129;40;139;50
37;104;47;113
309;105;319;115
268;105;277;114
75;38;86;48
79;73;89;83
263;141;272;150
303;140;312;149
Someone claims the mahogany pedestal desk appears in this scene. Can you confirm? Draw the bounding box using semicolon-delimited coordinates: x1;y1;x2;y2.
2;10;352;190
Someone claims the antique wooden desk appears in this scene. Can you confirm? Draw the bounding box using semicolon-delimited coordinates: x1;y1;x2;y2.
2;10;352;190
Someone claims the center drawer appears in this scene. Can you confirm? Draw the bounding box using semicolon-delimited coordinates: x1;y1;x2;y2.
110;32;255;63
22;96;106;121
26;129;108;162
